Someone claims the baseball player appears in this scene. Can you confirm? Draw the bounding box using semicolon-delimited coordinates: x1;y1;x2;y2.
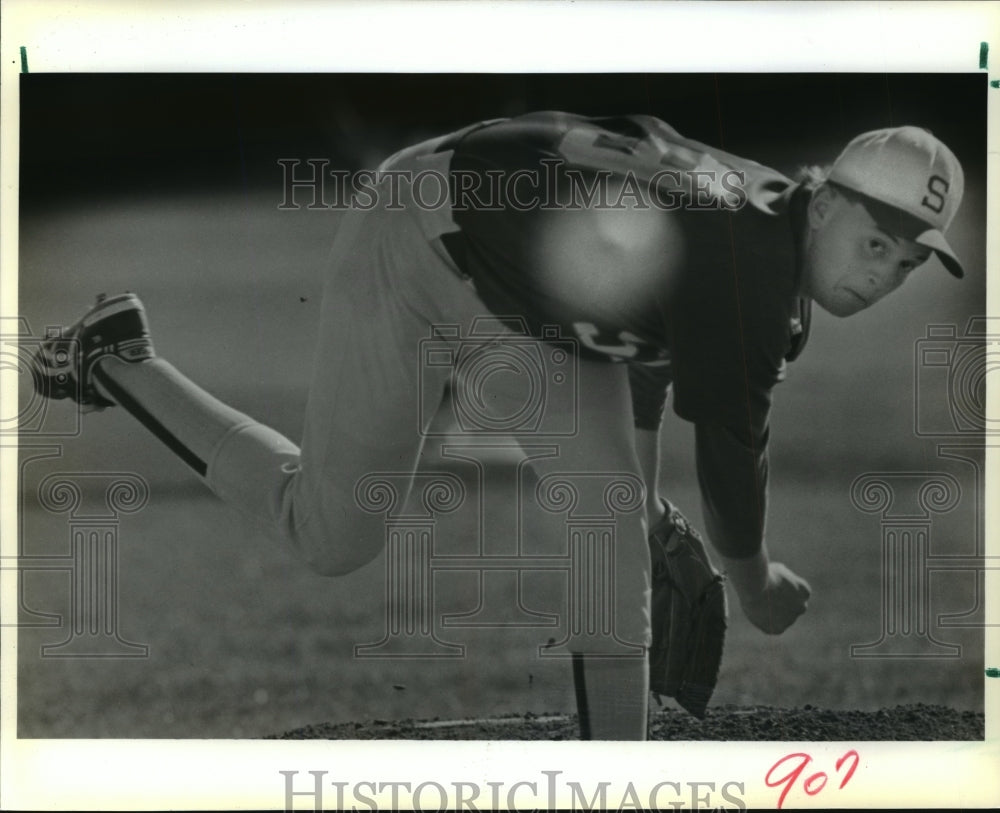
31;112;965;740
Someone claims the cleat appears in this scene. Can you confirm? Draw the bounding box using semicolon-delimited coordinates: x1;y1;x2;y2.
31;292;155;412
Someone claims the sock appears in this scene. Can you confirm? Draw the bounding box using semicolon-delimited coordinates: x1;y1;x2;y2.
93;357;265;476
93;357;301;531
572;652;649;740
92;357;301;525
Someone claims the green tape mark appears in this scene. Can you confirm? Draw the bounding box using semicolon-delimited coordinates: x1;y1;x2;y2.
20;46;28;74
980;41;988;69
992;80;1000;89
987;667;1000;678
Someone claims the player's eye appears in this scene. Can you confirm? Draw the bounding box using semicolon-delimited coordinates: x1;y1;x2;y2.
867;238;888;258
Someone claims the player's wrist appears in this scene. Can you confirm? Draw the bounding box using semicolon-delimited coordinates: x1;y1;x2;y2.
645;495;668;531
719;547;770;600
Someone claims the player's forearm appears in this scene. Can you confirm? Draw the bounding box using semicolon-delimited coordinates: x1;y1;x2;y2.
718;546;770;598
635;427;667;528
628;361;673;529
695;421;768;559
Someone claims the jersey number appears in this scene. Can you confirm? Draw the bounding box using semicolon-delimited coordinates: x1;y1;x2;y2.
573;322;669;365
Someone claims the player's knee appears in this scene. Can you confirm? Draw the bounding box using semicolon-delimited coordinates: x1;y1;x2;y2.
301;546;380;578
285;519;382;578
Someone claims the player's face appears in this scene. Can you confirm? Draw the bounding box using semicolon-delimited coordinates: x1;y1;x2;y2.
801;186;931;317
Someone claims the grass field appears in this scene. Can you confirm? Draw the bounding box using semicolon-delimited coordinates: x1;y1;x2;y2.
15;184;987;739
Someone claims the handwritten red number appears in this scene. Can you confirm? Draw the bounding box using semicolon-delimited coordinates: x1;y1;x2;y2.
836;749;860;788
767;750;860;809
765;752;812;810
803;771;828;795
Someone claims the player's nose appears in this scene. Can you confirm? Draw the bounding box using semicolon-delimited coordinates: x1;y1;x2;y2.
863;264;902;299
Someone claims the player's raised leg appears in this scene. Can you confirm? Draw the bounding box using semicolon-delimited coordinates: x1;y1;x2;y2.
31;194;464;578
30;177;507;581
33;291;298;486
30;290;315;547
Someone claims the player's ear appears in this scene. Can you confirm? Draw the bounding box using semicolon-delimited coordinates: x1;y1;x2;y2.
806;183;837;229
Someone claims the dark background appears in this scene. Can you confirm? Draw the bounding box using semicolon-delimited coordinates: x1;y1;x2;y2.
20;73;986;205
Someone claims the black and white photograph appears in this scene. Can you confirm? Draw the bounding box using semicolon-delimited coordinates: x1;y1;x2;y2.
2;2;998;810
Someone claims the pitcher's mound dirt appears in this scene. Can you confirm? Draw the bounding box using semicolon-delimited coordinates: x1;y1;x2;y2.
272;703;983;740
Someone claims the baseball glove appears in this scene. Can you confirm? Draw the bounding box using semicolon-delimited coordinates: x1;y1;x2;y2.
647;499;727;718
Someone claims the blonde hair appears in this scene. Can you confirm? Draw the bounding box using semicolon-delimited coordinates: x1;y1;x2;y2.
795;164;831;190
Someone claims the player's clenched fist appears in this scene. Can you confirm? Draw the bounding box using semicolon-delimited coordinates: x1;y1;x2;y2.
737;562;812;635
720;550;812;635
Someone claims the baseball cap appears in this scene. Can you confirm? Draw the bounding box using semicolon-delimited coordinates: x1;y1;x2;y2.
827;126;965;278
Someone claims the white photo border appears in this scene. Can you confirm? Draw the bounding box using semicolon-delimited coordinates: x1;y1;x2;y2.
1;1;998;810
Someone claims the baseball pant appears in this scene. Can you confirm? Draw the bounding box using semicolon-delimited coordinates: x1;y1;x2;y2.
96;147;653;656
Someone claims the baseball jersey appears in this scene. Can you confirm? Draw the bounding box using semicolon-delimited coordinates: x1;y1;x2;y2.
412;111;813;556
437;112;810;435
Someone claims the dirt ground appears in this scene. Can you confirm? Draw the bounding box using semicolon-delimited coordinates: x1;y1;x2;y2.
272;703;984;741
